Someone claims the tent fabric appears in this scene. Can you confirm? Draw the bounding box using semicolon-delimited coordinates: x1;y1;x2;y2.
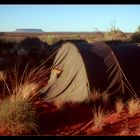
108;43;140;92
42;42;90;103
40;40;140;103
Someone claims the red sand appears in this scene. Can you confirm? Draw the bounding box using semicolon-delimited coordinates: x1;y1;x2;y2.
29;101;140;136
1;100;140;136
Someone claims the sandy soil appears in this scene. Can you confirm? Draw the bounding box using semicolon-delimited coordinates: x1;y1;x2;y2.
26;101;140;136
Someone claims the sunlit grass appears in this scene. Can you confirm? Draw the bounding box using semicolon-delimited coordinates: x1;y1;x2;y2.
115;98;124;114
0;60;50;135
126;98;140;117
92;106;110;131
0;94;38;135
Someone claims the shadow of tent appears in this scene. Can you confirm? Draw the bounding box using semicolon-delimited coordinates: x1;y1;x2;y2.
35;102;93;135
108;42;140;97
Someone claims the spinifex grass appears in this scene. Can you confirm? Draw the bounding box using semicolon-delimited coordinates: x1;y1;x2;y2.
115;98;124;114
0;93;38;135
0;60;50;135
126;98;140;117
92;106;111;131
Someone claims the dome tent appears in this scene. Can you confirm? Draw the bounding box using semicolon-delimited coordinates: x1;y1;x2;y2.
39;40;140;104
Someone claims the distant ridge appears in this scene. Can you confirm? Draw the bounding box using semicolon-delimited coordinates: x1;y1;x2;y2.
15;29;44;33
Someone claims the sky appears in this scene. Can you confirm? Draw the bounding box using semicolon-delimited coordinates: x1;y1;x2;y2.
0;5;140;32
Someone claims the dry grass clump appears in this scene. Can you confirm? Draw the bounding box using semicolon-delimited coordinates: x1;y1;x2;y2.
0;61;50;135
92;106;110;130
115;98;124;114
39;35;59;45
91;89;110;104
0;76;40;135
0;93;38;135
104;26;126;41
126;98;140;117
86;33;104;43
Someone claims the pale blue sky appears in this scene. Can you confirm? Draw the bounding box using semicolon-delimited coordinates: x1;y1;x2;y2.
0;5;140;32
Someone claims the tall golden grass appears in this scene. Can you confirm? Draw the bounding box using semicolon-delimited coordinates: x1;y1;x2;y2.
0;61;50;135
0;93;38;135
126;98;140;117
